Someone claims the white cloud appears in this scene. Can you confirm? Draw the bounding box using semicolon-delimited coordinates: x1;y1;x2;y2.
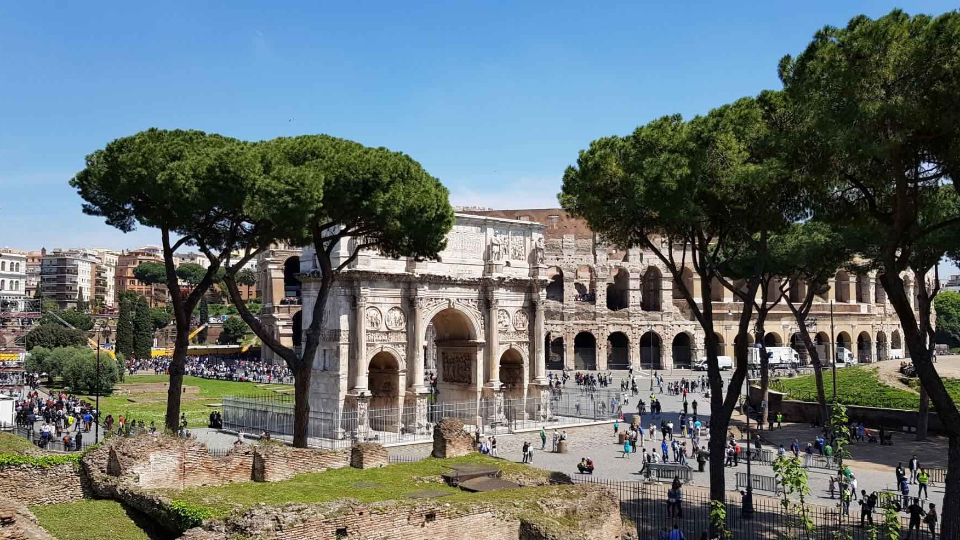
449;175;562;210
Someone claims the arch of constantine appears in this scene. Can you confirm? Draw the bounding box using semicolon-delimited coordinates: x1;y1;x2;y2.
297;213;550;437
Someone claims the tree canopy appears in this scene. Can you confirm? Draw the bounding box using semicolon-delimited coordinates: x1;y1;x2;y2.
217;316;247;344
133;262;166;285
25;324;87;351
176;262;208;286
936;291;960;349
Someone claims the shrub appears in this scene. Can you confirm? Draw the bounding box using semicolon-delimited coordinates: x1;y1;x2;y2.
168;500;213;530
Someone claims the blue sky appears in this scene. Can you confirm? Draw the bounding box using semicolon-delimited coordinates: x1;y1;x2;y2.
1;1;957;274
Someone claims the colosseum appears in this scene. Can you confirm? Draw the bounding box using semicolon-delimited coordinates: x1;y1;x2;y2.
471;209;910;372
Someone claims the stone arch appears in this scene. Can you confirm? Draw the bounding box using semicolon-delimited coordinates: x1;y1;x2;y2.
876;331;888;361
763;332;783;348
574;332;597;370
546;266;564;301
641;267;662;311
547;335;564;370
640;331;662;369
607;331;629;370
734;333;755;348
836;331;852;358
892;330;902;351
673;267;694;300
835;271;851;303
574;265;595;303
283;256;301;300
422;303;482;342
499;347;525;398
367;350;404;431
788;279;806;303
607;268;630;311
874;276;887;303
790;333;808;364
711;332;726;358
857;331;872;363
426;305;483;396
856;274;870;303
672;332;693;368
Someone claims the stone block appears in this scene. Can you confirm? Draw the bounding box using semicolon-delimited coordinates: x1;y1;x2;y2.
350;443;388;469
431;417;474;459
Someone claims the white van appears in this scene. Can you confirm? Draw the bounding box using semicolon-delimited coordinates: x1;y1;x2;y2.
694;356;734;371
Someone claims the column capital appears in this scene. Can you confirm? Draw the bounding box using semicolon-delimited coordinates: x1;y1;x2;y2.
486;297;499;311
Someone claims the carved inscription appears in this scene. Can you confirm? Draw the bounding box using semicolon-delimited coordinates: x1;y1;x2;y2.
500;330;529;342
366;331;407;343
442;352;472;384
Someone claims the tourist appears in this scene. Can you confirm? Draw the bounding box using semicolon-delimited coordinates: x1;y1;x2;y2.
539;427;546;450
667;477;683;518
696;449;707;472
841;485;851;516
75;431;82;450
259;430;271;441
491;436;498;457
905;498;925;540
614;419;620;436
901;476;911;508
859;490;874;527
692;399;698;415
577;457;594;474
661;439;668;462
668;523;685;540
925;503;938;538
521;442;530;463
828;476;836;499
526;443;534;463
917;468;929;499
480;440;489;454
824;442;833;467
896;462;906;484
552;431;559;452
622;438;631;458
777;444;786;458
776;412;783;429
724;445;734;467
849;473;858;500
909;455;920;484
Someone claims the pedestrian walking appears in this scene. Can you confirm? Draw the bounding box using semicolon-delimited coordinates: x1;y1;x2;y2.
859;490;874;527
909;455;920;484
776;412;783;429
491;436;498;457
906;498;925;540
622;438;631;458
924;503;938;538
521;442;529;463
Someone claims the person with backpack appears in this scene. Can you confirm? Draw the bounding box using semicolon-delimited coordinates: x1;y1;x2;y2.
859;490;875;527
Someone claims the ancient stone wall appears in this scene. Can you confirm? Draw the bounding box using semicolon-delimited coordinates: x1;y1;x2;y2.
0;464;86;506
349;443;388;469
183;484;623;540
252;444;350;482
432;418;474;458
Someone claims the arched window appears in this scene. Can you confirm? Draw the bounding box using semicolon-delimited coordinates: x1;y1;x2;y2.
642;267;662;311
0;280;4;291
0;262;5;271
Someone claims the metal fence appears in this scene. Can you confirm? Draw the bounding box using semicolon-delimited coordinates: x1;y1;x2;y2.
574;478;937;539
222;388;622;449
2;423;98;453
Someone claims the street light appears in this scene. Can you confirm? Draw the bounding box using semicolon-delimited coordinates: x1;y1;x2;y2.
743;349;757;518
95;320;109;444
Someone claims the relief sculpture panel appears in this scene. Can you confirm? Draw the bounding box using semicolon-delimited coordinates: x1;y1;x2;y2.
442;352;472;384
365;307;382;330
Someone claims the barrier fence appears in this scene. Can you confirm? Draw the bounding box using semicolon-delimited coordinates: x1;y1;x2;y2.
574;478;937;539
222;387;624;449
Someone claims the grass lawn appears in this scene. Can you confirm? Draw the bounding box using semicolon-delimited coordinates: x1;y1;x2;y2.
168;454;561;519
31;500;176;540
905;377;960;404
60;375;290;428
774;366;920;409
0;432;41;455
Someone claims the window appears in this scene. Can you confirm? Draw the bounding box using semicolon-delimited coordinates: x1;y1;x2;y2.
0;280;4;290
517;215;531;221
548;215;559;229
0;262;4;271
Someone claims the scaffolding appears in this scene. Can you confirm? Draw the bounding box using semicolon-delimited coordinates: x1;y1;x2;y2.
0;296;41;358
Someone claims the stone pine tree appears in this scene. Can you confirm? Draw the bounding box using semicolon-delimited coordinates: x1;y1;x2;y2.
134;295;153;360
71;129;265;433
560;94;803;529
221;134;454;448
116;291;136;358
773;222;852;426
197;298;209;344
235;268;257;299
780;10;960;536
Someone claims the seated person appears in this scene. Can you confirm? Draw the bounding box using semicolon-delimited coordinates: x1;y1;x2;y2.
577;457;595;474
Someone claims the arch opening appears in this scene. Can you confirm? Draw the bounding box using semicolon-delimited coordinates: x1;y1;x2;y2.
282;256;301;301
876;331;888;361
835;271;851;303
763;332;782;348
640;332;662;369
607;332;629;370
499;348;525;399
857;331;872;363
790;333;808;365
428;307;480;400
607;268;630;311
546;267;564;302
642;267;662;311
672;333;692;369
368;351;403;431
547;335;564;370
836;331;852;361
574;332;597;370
574;265;595;303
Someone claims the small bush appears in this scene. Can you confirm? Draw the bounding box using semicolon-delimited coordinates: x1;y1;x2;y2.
168;500;213;530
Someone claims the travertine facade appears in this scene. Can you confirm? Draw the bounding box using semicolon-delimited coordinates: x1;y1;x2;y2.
471;209;914;370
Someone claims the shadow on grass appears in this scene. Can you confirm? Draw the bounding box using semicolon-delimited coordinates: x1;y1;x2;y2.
121;503;178;540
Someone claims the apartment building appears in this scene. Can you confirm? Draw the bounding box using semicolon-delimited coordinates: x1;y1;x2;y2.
40;249;99;310
92;249;119;309
115;249;167;307
24;250;43;298
0;249;27;297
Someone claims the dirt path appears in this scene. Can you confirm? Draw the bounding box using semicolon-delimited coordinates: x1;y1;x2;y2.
873;362;919;394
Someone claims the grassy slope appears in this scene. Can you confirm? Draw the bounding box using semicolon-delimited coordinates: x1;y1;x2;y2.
168;454;558;519
774;366;920;409
77;375;289;427
0;432;40;455
31;500;174;540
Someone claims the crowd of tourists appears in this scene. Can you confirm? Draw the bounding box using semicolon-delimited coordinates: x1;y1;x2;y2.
14;390;98;450
127;355;293;384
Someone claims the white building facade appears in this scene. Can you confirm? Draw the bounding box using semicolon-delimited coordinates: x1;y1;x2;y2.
0;250;27;297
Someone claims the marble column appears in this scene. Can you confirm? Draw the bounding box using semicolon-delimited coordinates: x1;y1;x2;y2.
410;297;427;393
353;296;368;392
532;298;547;384
486;296;501;387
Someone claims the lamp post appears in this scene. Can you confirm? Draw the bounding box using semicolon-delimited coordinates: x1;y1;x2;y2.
95;321;109;444
830;300;837;400
744;348;756;518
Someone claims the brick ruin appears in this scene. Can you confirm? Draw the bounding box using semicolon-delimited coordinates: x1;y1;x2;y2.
0;434;627;539
432;417;475;458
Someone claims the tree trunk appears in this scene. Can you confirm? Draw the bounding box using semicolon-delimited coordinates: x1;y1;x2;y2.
293;364;312;448
917;384;929;442
943;436;960;540
799;331;830;425
164;318;189;433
